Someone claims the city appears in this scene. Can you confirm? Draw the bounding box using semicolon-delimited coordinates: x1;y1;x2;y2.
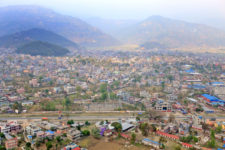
0;51;225;149
0;0;225;150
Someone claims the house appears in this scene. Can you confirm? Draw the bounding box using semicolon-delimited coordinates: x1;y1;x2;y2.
67;129;82;141
62;143;80;150
22;101;34;106
201;94;225;106
155;100;172;112
142;138;162;149
53;87;62;94
156;131;179;140
182;142;193;148
0;121;22;134
38;121;58;130
36;131;46;139
26;124;41;136
104;129;112;137
121;122;134;132
45;130;55;139
121;133;130;140
4;133;18;150
64;85;75;94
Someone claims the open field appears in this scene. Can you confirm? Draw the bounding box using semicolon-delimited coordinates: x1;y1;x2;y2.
79;136;150;150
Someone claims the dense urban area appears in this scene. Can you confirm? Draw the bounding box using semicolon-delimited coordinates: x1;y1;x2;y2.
0;50;225;150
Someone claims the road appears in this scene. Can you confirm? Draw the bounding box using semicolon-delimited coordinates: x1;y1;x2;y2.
0;115;135;121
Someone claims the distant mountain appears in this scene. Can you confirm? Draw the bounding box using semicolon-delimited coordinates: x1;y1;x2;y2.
85;17;138;37
0;28;80;49
16;41;70;56
118;15;225;48
0;5;119;47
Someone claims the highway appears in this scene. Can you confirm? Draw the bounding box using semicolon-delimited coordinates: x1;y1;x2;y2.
1;115;225;121
0;115;135;121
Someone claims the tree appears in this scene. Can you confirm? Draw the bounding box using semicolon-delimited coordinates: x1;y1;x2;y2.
0;145;6;150
100;121;104;125
46;141;53;150
77;125;81;130
206;130;216;148
100;83;107;93
91;128;101;139
130;133;136;144
139;123;149;136
85;121;90;126
215;125;222;133
26;142;31;148
101;92;107;100
193;136;198;143
201;122;209;134
150;124;157;132
35;140;41;148
136;116;140;121
159;136;167;144
64;97;71;110
111;122;122;133
12;102;23;113
0;133;5;138
82;130;90;136
161;82;165;90
56;136;62;142
67;120;74;125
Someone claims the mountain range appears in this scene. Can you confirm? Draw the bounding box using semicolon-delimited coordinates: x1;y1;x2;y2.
0;5;119;47
0;28;80;49
16;41;70;56
0;5;225;51
114;16;225;48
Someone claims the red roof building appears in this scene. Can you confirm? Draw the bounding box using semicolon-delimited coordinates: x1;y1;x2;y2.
5;138;18;150
121;133;130;140
156;131;179;140
182;142;193;148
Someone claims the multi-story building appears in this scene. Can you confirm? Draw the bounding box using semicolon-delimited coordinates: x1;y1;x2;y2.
67;129;81;141
26;124;41;136
155;100;172;112
5;133;18;150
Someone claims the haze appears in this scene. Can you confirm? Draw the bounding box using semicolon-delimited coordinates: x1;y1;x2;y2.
0;0;224;20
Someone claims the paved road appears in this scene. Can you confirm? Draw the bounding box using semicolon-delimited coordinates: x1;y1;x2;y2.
0;115;135;121
2;115;225;121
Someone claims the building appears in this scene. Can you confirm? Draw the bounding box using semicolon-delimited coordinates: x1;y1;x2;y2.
155;100;172;112
67;129;82;141
36;131;46;140
182;142;193;149
201;94;225;106
26;124;41;136
0;121;22;134
121;122;134;132
156;131;179;140
213;86;225;100
45;130;55;139
121;133;130;140
64;85;75;94
5;133;18;150
62;143;80;150
142;138;162;149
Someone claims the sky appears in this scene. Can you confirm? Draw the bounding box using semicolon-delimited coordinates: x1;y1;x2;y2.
0;0;225;27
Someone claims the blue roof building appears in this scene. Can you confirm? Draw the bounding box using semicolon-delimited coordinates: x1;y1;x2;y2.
201;94;225;106
142;138;162;148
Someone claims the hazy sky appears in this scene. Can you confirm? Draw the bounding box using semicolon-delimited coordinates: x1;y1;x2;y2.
0;0;225;22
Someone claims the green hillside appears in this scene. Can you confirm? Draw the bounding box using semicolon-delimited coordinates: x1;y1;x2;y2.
16;41;70;56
